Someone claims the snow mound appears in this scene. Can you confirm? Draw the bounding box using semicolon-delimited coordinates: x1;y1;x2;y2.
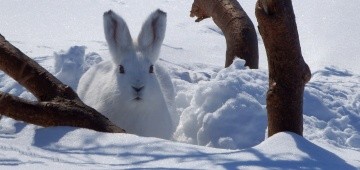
174;59;268;149
54;46;102;90
1;52;359;151
54;46;86;89
170;61;360;150
303;66;360;148
254;132;357;170
0;119;356;169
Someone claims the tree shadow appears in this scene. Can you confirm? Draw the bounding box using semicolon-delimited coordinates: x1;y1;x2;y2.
0;120;27;139
33;126;76;147
104;133;356;169
0;159;44;166
219;133;357;170
30;128;357;169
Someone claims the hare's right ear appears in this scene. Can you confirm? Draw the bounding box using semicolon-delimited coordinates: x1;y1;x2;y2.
103;10;134;64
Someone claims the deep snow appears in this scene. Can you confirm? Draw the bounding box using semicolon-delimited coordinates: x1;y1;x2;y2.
0;0;359;169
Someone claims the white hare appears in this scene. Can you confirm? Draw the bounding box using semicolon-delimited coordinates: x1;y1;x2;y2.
77;9;175;139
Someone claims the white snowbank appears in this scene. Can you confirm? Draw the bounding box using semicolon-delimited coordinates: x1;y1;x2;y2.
303;67;360;148
54;46;103;89
0;121;357;169
0;0;359;169
1;46;359;160
173;59;267;149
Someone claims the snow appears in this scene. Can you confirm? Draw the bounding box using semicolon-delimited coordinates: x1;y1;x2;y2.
54;46;86;90
0;0;359;169
173;59;267;149
0;123;357;169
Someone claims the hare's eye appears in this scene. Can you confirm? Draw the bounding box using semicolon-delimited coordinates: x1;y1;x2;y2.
149;65;154;73
119;65;125;74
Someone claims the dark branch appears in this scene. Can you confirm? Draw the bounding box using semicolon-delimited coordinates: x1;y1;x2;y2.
256;0;311;137
0;34;125;133
190;0;259;68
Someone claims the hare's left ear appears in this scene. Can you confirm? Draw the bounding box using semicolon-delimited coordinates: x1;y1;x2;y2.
137;9;166;63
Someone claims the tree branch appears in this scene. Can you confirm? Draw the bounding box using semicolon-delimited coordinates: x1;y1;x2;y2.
190;0;259;68
255;0;311;137
0;34;125;133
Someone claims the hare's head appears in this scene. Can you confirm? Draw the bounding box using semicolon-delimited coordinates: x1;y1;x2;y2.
103;9;166;101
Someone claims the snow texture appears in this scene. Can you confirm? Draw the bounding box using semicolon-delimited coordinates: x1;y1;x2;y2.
0;0;359;169
174;59;267;149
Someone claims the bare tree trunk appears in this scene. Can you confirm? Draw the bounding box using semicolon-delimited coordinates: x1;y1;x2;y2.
0;34;125;133
190;0;259;68
255;0;311;137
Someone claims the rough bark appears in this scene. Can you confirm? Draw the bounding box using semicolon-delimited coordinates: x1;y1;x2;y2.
190;0;259;68
255;0;311;137
0;34;125;133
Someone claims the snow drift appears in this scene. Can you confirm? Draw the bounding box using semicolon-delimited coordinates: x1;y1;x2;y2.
0;0;359;169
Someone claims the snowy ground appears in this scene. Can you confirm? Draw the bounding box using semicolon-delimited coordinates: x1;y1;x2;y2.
0;0;359;169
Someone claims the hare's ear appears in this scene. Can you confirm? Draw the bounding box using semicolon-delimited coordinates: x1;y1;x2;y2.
137;9;166;63
103;10;134;64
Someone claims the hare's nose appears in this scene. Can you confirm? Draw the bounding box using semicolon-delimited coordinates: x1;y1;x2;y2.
132;86;144;92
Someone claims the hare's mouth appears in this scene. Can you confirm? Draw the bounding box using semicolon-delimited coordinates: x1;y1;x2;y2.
134;97;142;101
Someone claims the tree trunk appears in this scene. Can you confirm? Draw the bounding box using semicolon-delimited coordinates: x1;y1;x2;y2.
0;34;125;133
255;0;311;137
190;0;259;68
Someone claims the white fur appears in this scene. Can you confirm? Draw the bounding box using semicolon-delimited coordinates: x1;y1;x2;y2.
77;9;174;139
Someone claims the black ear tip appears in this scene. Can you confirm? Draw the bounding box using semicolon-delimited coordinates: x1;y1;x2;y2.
104;10;113;16
156;9;166;15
